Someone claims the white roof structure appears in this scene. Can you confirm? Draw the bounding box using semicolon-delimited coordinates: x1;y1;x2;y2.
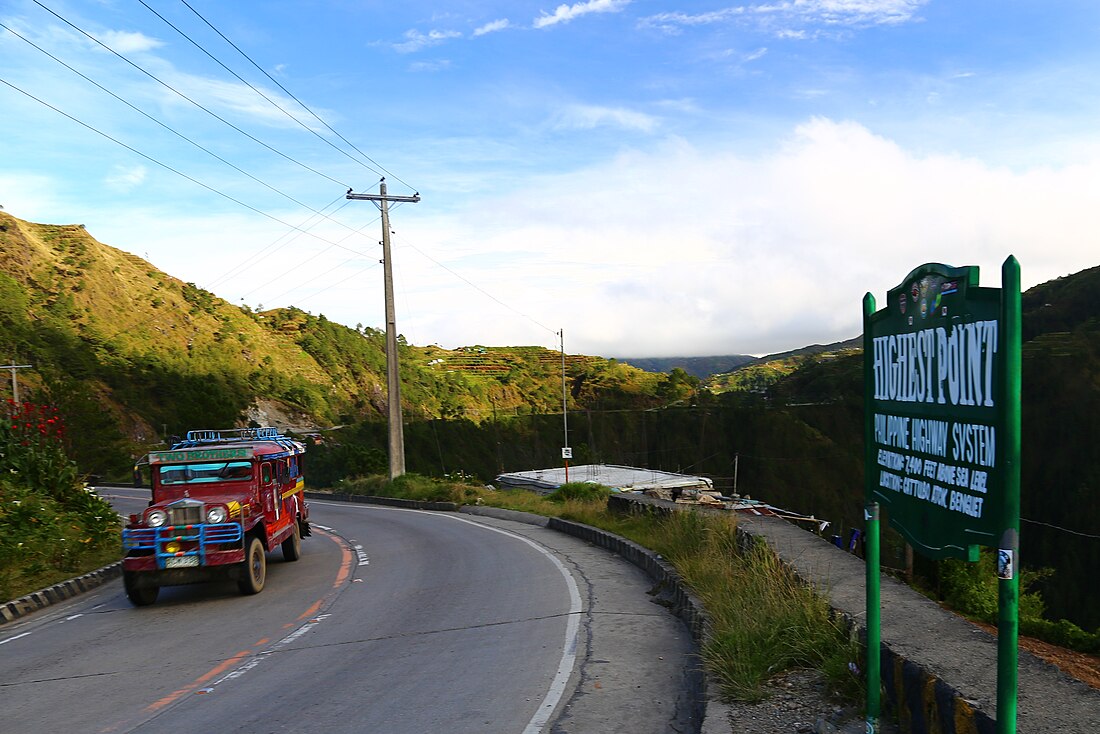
494;464;713;495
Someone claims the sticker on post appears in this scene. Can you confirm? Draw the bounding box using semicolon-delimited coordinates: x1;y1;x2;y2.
996;548;1014;580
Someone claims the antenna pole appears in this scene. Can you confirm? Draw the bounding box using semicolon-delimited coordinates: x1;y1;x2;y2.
2;363;32;406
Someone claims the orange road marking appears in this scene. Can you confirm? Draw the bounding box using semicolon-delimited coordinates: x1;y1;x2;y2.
297;599;323;620
332;536;353;589
144;650;250;712
134;527;353;718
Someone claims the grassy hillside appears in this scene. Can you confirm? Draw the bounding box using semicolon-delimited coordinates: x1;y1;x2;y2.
0;212;671;475
5;211;1096;630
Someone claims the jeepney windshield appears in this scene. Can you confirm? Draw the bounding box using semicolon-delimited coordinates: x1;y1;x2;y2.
159;461;253;485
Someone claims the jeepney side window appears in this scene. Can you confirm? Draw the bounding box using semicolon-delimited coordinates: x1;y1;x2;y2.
261;463;273;485
289;456;298;478
277;460;288;484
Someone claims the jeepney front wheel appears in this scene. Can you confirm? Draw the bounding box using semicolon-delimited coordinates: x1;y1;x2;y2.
282;519;302;562
238;536;266;595
124;571;159;607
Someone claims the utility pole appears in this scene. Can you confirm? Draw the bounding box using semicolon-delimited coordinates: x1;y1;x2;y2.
559;330;570;483
347;180;420;479
2;363;32;406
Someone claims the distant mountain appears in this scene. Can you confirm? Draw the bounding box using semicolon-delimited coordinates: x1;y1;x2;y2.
619;354;757;379
757;336;862;363
705;337;862;395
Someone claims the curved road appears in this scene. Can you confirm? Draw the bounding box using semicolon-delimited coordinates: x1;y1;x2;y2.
0;489;696;733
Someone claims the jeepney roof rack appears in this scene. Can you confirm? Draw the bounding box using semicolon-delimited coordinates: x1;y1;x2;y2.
172;427;301;453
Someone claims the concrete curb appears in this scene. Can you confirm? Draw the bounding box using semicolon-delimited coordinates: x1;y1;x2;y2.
1;562;122;625
545;516;713;727
459;504;551;526
304;491;460;512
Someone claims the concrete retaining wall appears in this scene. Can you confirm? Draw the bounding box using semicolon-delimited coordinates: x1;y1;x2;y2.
607;493;1100;734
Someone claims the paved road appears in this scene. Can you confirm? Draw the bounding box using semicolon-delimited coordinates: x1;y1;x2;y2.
0;490;696;733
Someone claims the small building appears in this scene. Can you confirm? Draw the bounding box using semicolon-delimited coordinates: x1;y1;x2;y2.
494;464;713;496
495;463;830;534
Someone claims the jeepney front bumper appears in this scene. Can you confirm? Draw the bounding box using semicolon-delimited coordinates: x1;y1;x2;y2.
122;523;245;573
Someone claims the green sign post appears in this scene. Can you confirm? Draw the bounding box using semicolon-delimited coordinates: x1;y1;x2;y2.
863;258;1021;733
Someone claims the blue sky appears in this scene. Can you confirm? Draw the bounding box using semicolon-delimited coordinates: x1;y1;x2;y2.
3;1;1100;358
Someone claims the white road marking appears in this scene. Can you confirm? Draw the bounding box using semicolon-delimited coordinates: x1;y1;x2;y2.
208;614;333;691
0;632;32;646
309;500;584;733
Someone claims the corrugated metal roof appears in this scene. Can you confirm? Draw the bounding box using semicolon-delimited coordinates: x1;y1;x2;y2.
494;464;713;494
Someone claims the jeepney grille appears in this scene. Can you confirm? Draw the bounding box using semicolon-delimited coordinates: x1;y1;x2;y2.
168;504;203;526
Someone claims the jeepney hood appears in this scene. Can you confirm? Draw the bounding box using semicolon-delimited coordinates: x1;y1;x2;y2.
140;493;251;526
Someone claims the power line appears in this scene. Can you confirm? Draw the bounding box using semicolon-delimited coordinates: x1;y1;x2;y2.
204;197;361;292
0;75;370;259
291;261;383;308
0;20;363;240
236;222;370;302
30;0;350;189
137;0;390;184
1022;517;1100;540
175;0;417;193
393;231;557;336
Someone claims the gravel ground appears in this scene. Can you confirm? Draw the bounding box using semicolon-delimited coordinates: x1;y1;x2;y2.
721;669;901;734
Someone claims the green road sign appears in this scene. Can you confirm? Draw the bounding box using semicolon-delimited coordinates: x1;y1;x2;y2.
863;258;1021;733
865;262;1005;560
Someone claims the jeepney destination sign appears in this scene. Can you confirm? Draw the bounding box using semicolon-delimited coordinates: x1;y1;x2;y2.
864;263;1006;560
149;447;253;464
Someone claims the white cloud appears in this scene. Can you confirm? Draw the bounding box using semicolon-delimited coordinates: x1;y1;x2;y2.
389;119;1100;357
0;173;60;220
473;19;511;37
105;165;147;192
161;73;326;129
794;0;928;26
638;8;745;34
534;0;631;29
94;30;163;54
393;28;462;54
553;104;658;133
639;0;927;36
409;60;452;73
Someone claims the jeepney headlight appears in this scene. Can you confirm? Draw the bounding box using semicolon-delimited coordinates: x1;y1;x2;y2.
147;509;167;527
205;505;227;524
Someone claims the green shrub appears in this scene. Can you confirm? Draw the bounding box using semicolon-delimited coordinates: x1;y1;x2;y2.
0;401;118;601
938;548;1050;623
546;482;612;503
1018;618;1100;654
335;472;482;505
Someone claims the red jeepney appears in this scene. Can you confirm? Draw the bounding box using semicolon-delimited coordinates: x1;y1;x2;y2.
122;428;310;606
